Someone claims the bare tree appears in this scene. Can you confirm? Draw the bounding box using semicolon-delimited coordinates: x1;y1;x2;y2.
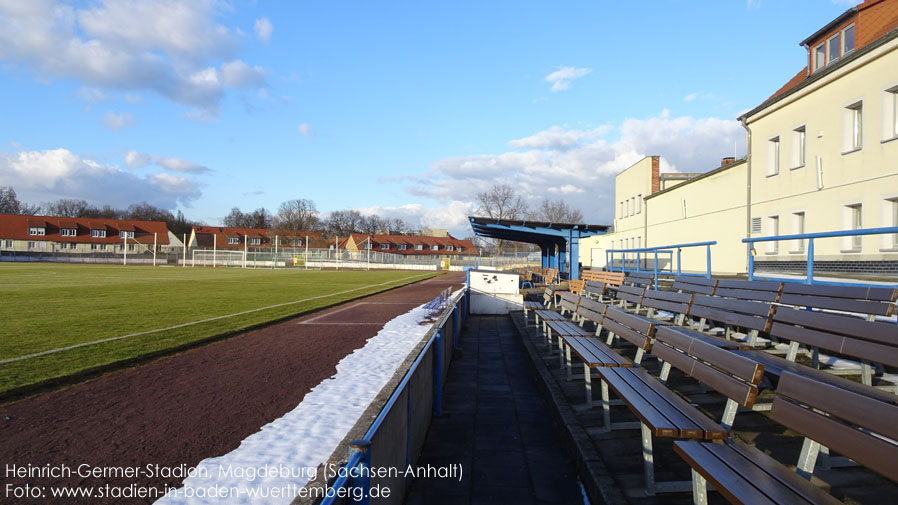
475;184;529;254
529;198;584;223
359;214;387;235
0;186;38;214
323;209;364;237
42;198;93;217
275;199;319;231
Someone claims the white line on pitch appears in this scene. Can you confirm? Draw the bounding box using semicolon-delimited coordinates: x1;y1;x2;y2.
298;322;387;325
1;272;436;365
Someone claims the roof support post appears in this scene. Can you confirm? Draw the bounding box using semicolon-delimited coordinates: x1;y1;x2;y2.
569;232;580;280
541;246;550;268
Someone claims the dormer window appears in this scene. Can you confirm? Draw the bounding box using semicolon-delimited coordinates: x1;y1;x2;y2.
813;43;825;71
827;34;840;65
446;245;454;251
119;230;135;239
414;244;423;251
397;244;407;251
842;24;854;55
227;237;240;245
28;226;46;236
381;243;389;250
431;244;439;251
91;229;106;238
364;242;373;250
60;228;77;237
248;237;261;245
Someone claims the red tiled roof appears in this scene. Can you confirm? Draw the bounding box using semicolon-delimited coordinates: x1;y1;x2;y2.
347;233;477;255
0;214;170;244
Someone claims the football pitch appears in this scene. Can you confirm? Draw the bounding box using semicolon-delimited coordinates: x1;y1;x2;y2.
0;264;439;397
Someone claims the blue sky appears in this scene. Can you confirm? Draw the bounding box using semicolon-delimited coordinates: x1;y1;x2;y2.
0;0;856;236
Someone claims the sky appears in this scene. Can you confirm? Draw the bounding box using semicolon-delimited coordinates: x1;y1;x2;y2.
0;0;858;237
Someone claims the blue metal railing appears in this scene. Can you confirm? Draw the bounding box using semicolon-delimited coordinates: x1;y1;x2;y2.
743;226;898;287
320;290;467;504
605;241;716;289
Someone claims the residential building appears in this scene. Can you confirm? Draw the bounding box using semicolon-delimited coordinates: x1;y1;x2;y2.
188;226;329;250
344;234;478;256
0;214;170;254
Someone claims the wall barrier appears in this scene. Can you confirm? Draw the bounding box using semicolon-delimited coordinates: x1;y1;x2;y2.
743;226;898;287
318;289;467;505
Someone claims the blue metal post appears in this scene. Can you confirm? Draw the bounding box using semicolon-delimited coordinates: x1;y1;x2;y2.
653;251;659;290
636;252;641;272
348;440;371;505
748;248;755;281
677;249;682;276
433;329;443;416
806;239;815;285
569;234;580;280
706;244;712;279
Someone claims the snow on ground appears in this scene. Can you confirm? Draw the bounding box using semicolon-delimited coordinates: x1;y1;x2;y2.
155;291;461;505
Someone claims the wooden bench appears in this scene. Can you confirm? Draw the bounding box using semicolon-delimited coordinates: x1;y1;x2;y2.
596;328;764;495
672;276;718;295
521;300;544;319
713;279;783;302
581;269;625;287
569;278;586;296
625;271;656;288
614;284;646;310
595;305;658;365
687;294;776;347
581;280;608;301
675;371;898;505
741;305;898;388
637;289;694;324
777;282;897;320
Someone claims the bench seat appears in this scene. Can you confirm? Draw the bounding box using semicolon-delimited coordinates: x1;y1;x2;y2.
565;336;632;368
674;439;842;505
598;367;727;440
657;325;754;350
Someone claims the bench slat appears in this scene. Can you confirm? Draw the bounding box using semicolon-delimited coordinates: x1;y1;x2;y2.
769;321;898;368
774;307;896;345
654;325;751;350
546;320;591;337
533;309;566;321
566;337;632;367
605;306;655;336
655;326;764;385
652;342;760;408
781;283;898;303
603;319;651;350
779;293;893;316
674;441;783;505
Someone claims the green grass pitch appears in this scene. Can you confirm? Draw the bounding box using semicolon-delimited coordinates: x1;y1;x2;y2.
0;264;439;397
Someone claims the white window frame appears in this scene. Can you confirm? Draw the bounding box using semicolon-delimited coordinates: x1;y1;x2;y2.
414;244;423;251
882;84;898;142
842;203;863;252
90;243;97;250
28;227;45;236
766;215;780;254
790;211;806;253
827;33;840;64
90;229;106;238
100;244;107;251
881;195;898;250
767;136;780;176
841;23;855;56
398;244;407;251
843;100;863;153
431;244;439;251
791;125;806;169
380;243;390;250
119;230;135;239
813;42;825;72
227;237;240;245
446;245;454;251
248;238;261;246
636;194;642;214
28;241;35;249
60;228;77;237
127;243;135;252
3;239;11;248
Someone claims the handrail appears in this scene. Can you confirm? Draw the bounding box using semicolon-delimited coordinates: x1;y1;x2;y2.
605;241;717;289
742;226;898;286
320;290;466;504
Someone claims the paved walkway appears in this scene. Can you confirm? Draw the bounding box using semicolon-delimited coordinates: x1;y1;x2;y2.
404;315;583;505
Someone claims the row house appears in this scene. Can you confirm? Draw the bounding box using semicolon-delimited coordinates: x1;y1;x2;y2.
344;234;478;256
0;214;171;254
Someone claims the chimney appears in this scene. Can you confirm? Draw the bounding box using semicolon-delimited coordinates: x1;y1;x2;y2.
721;156;735;167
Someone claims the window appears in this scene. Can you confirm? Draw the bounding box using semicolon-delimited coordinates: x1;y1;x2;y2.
398;244;407;251
100;244;107;251
842;24;855;55
636;194;642;214
884;86;898;141
59;242;67;250
60;228;77;237
791;126;806;168
28;241;35;249
766;216;780;254
888;198;898;248
128;244;135;252
28;227;45;236
844;101;863;152
91;229;106;238
845;204;863;251
813;43;825;71
227;237;240;245
119;230;135;239
3;240;11;248
431;244;439;251
827;34;840;64
446;245;454;251
248;238;261;245
380;243;389;250
628;198;634;216
767;136;780;175
364;242;373;250
91;244;97;250
791;212;806;253
414;244;423;251
620;201;626;218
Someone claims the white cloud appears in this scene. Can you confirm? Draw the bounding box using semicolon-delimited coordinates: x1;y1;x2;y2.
0;0;265;117
545;66;592;92
254;18;273;44
354;201;475;237
101;111;134;130
0;147;202;208
124;150;209;174
405;111;745;225
683;93;698;102
297;123;312;136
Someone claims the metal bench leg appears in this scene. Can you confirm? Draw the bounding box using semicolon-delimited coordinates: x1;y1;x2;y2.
600;379;610;428
558;338;565;368
584;363;592;406
634;348;645;367
861;360;873;386
605;331;615;346
675;313;685;326
786;341;800;362
659;360;671;384
641;423;656;496
720;399;738;431
697;317;707;331
724;325;732;341
796;438;821;480
747;329;759;347
565;345;572;381
691;470;708;505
